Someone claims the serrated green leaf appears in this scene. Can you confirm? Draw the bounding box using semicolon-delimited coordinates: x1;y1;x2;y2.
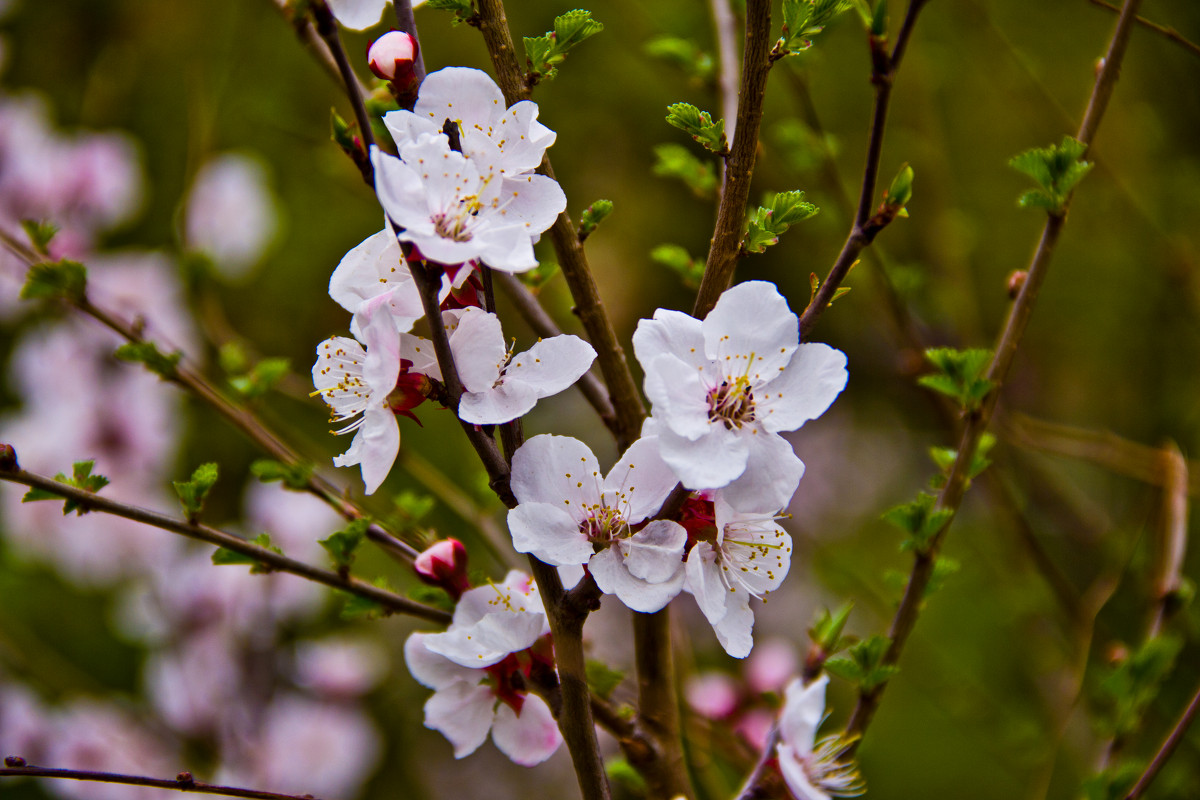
21;220;60;255
173;462;219;519
777;0;854;55
579;199;614;240
652;144;717;199
319;518;370;570
524;9;603;81
250;459;314;491
1009;136;1092;214
114;342;182;380
824;656;866;683
919;347;994;411
586;659;625;700
665;102;727;154
743;190;819;253
21;461;109;515
21;259;87;302
426;0;475;24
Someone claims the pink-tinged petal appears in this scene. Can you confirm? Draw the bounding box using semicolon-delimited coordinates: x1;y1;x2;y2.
326;0;388;30
710;596;755;659
370;147;433;234
777;742;832;800
510;434;603;509
779;675;828;756
425;611;546;668
473;227;539;273
684;541;728;624
757;343;848;433
359;308;402;392
424;682;496;759
622;520;687;583
503;335;596;398
644;354;712;440
458;381;539;425
492;694;562;766
507;502;594;567
632;309;705;371
414;67;505;134
403;633;483;690
328;229;397;313
657;424;749;490
447;308;505;393
333;407;399;495
746;639;799;694
602;435;679;523
400;333;441;381
589;545;685;613
721;432;804;511
702;281;798;377
685;673;740;719
381;110;441;151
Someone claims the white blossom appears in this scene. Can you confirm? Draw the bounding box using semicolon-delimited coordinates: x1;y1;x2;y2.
507;434;687;612
445;307;596;424
328;225;425;338
633;280;848;511
326;0;427;30
776;676;863;800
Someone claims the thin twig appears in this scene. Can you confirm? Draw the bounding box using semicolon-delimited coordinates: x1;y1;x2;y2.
1148;442;1189;639
0;763;320;800
267;0;357;90
797;0;930;341
842;0;1147;745
1124;681;1200;800
0;465;451;624
391;0;428;86
311;0;376;185
1088;0;1200;60
691;0;774;319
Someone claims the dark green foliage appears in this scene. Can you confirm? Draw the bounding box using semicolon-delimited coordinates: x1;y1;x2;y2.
319;518;370;570
523;9;604;81
114;342;182;380
173;462;219;521
825;635;899;691
643;36;713;83
881;491;953;552
651;244;703;289
21;460;110;515
917;347;994;411
652;144;717;198
777;0;855;55
250;459;314;491
211;532;282;574
1009;136;1093;214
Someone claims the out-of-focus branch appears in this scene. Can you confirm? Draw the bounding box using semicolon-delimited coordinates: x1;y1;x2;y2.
1124;682;1200;800
310;0;376;185
631;609;695;800
0;762;320;800
1088;0;1200;60
0;464;451;625
797;0;930;340
842;0;1146;745
268;0;358;89
691;0;773;319
1148;442;1189;639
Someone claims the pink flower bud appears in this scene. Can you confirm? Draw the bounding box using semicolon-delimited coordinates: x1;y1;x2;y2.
368;31;419;90
413;538;470;599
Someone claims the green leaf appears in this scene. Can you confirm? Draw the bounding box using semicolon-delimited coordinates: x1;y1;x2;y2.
929;433;996;489
883;163;913;211
20;220;60;255
339;577;397;620
22;460;111;515
425;0;475;25
917;347;994;411
777;0;854;55
523;9;604;81
173;462;219;520
21;259;87;302
229;357;290;400
881;491;953;552
586;659;625;700
319;518;370;570
114;342;182;380
824;635;898;691
665;102;727;154
517;259;560;292
579;199;614;240
743;190;819;254
606;758;647;795
652;144;717;199
926;556;960;598
250;459;314;491
395;490;435;522
651;244;704;289
1099;635;1182;737
643;36;714;82
212;532;282;574
809;602;854;653
1009;136;1092;214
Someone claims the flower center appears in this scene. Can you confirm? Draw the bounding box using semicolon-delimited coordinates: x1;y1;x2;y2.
432;210;474;242
707;378;755;429
578;506;629;545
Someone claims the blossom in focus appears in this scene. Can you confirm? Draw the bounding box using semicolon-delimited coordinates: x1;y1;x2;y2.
368;30;419;90
326;0;425;30
633;280;848;511
328;225;425;337
422;569;550;667
683;491;792;658
445;307;596;424
776;675;863;800
371;132;565;272
507;434;687;612
383;66;557;177
312;308;440;493
183;152;280;278
414;537;471;599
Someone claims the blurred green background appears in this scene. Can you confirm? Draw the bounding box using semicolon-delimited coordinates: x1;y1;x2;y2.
1;1;1199;799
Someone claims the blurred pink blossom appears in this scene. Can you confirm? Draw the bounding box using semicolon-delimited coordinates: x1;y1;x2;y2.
294;636;388;699
684;672;740;720
183;153;280;278
745;638;799;695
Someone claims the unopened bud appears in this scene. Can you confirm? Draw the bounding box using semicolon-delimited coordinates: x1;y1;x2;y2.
5;756;27;767
414;538;470;600
368;31;419;91
0;443;16;471
1006;269;1027;298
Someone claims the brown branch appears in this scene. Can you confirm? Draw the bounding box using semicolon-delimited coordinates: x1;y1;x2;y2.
391;0;428;86
311;0;376;185
709;0;741;161
267;0;352;89
1088;0;1200;60
691;0;774;319
631;609;694;800
1124;681;1200;800
842;0;1147;746
0;464;451;624
797;0;930;341
0;763;320;800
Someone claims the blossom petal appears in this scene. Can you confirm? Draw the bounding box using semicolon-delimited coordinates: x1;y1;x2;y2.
621;520;687;583
413;67;505;137
424;681;496;759
777;742;832;800
503;334;596;399
644;354;712;440
779;675;828;756
510;434;602;510
446;308;505;393
326;0;387;30
702;281;798;377
757;343;848;434
381;111;441;152
632;308;705;370
602;435;679;524
332;407;399;495
721;431;804;511
459;381;540;425
452;570;543;628
590;544;685;613
425;611;546;668
370;146;433;235
684;542;728;624
404;633;482;690
656;423;749;491
491;695;562;767
507;502;594;567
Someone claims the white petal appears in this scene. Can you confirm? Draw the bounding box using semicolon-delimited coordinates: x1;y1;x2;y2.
491;695;562;766
404;633;482;690
458;381;540;425
333;407;399;495
425;611;546;668
590;546;685;613
602;435;679;523
492;173;566;234
684;542;728;624
327;0;388;30
702;281;798;378
656;424;749;491
558;563;585;589
509;434;602;510
711;596;755;659
359;306;403;392
721;432;804;511
453;573;542;628
370;146;433;233
632;308;705;371
643;354;712;440
329;229;398;313
503;335;596;399
474;227;539;273
777;742;832;800
757;343;848;433
400;333;441;380
507;502;595;567
779;675;828;756
382;110;441;152
446;307;505;393
621;521;687;583
414;67;505;135
424;682;496;759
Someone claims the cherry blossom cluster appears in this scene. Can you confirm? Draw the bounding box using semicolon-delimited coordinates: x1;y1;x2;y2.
508;280;848;658
311;67;592;494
